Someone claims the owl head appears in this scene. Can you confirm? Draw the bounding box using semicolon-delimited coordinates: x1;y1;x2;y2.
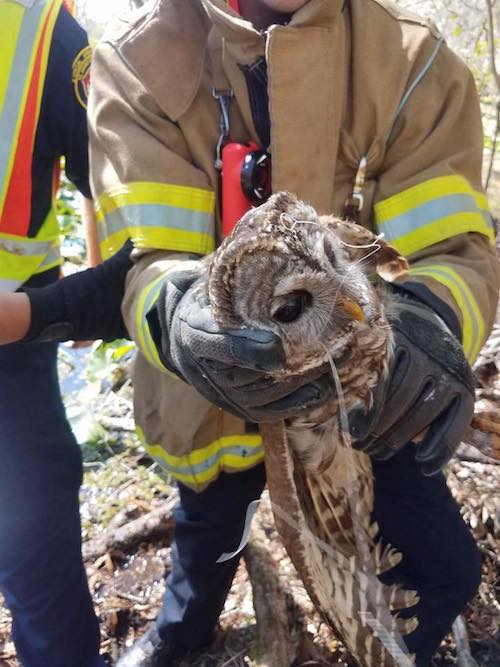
208;191;407;375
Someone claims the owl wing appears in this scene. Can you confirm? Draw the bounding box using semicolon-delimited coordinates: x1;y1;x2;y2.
320;216;409;282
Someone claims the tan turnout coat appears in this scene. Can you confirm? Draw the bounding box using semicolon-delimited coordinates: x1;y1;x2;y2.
88;0;499;491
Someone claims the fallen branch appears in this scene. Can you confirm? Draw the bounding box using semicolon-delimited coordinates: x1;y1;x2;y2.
244;523;331;667
244;528;295;667
465;409;500;461
83;494;178;562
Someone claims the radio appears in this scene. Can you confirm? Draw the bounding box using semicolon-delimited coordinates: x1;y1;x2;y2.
221;141;271;237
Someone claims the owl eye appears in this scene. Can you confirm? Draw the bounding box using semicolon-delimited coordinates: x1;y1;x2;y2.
273;290;312;323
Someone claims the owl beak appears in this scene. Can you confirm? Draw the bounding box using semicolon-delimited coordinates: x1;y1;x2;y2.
342;300;365;322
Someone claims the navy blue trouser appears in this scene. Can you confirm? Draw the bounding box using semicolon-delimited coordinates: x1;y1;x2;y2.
158;447;481;667
0;342;105;667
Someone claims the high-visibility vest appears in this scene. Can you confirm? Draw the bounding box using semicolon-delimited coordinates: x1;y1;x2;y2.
0;0;63;292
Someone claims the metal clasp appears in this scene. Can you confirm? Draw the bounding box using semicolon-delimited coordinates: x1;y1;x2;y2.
212;87;234;170
345;156;367;216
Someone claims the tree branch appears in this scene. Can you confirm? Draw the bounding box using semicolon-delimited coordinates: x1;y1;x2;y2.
484;0;500;189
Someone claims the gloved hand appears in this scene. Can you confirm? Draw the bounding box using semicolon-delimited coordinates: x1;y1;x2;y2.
147;267;335;422
349;295;475;475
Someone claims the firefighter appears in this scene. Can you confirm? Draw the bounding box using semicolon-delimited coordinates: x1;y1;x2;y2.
0;1;498;666
0;1;106;666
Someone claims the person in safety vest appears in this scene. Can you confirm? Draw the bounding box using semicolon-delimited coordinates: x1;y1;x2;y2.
0;1;106;666
0;1;499;666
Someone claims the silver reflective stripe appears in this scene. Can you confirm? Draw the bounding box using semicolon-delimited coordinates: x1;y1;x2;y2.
0;235;54;256
0;277;23;293
34;241;60;271
0;0;46;203
0;235;57;292
98;204;214;239
378;193;492;241
35;244;61;273
149;443;265;477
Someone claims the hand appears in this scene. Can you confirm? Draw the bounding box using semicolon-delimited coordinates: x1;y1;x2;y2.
148;268;334;422
0;292;31;344
349;296;475;475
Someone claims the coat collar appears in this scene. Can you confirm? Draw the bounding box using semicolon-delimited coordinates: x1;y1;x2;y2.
201;0;345;64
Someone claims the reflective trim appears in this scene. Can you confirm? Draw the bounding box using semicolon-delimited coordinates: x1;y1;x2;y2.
0;4;24;116
0;208;60;291
135;274;169;372
409;264;485;362
135;258;201;373
0;0;61;225
33;240;61;274
97;182;215;216
0;277;23;293
375;176;495;257
96;182;216;259
136;426;264;487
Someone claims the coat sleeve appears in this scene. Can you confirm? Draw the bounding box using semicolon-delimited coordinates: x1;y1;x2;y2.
372;39;499;363
88;41;215;368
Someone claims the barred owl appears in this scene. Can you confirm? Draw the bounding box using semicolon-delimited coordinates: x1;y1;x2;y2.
206;191;420;667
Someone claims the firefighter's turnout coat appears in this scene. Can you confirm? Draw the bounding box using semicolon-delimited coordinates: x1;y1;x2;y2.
89;0;499;491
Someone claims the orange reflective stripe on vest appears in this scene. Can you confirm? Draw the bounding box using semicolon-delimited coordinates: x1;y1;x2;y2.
0;0;62;236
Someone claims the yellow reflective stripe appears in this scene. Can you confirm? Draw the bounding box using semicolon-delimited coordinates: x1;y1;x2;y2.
409;264;485;362
99;226;215;261
0;207;60;290
135;274;169;372
474;191;489;210
376;175;487;218
96;182;215;217
375;175;495;257
96;182;216;259
99;228;130;260
0;246;48;281
0;3;24;116
36;205;60;240
137;426;264;486
32;256;61;274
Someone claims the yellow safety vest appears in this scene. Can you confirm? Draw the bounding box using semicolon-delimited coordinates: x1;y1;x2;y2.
0;0;63;292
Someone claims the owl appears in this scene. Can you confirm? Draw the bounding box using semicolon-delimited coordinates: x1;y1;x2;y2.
206;191;420;667
207;190;408;471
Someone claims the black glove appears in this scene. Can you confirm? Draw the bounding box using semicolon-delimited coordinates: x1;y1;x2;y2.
147;267;335;423
349;296;475;475
23;240;132;343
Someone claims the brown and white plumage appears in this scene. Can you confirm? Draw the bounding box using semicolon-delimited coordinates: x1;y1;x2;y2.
206;191;418;666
